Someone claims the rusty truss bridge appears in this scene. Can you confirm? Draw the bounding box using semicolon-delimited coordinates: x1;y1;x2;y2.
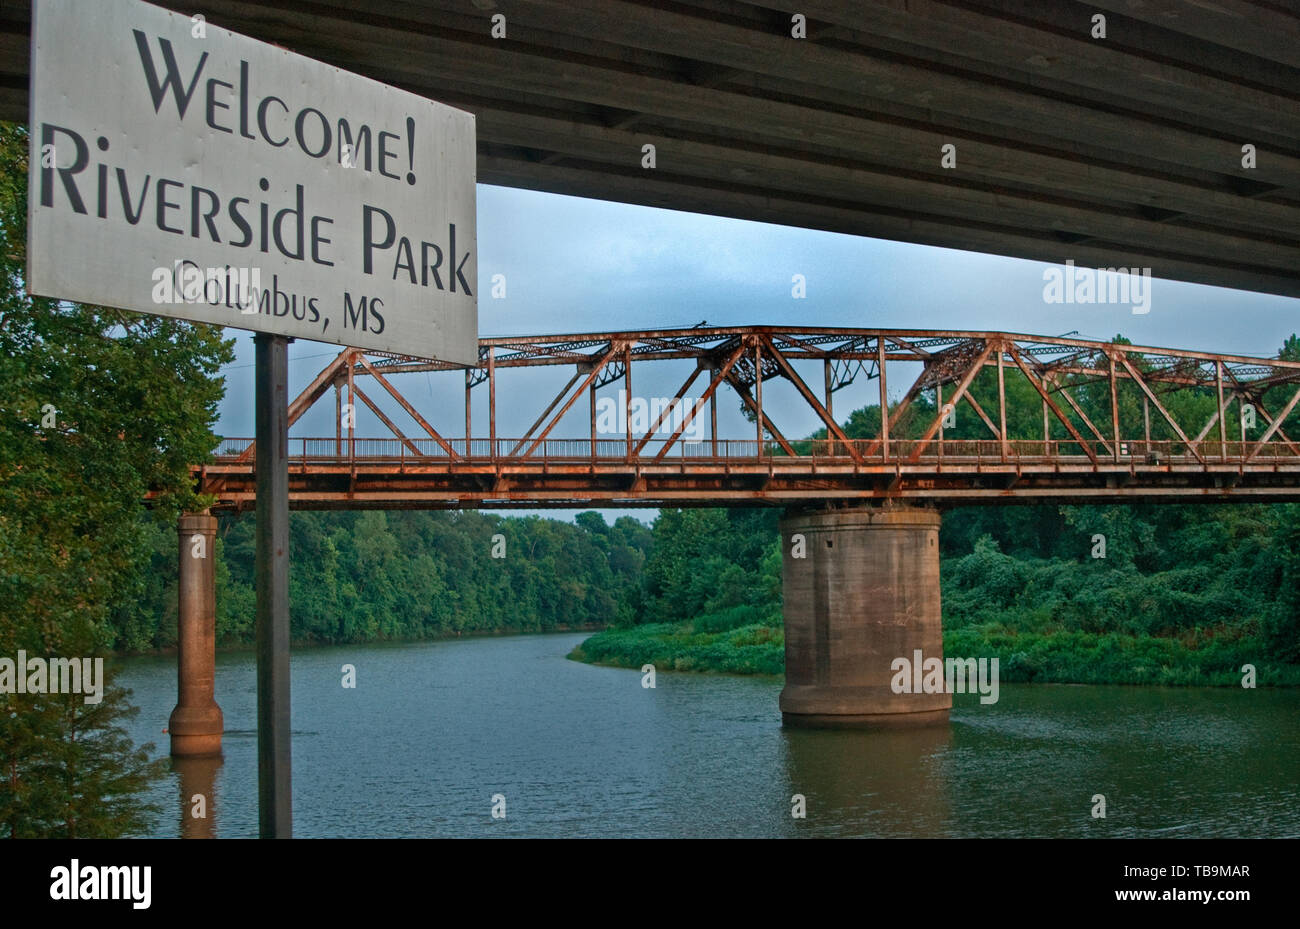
199;326;1300;511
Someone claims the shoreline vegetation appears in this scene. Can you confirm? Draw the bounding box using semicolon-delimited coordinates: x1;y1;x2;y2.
568;622;1300;687
120;621;609;659
109;508;652;653
110;493;1300;689
568;503;1300;687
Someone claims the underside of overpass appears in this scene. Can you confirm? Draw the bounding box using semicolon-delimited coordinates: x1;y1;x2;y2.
3;0;1299;297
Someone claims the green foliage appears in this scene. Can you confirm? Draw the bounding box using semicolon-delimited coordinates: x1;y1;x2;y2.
0;682;166;838
112;509;653;648
638;508;780;626
596;497;1300;681
945;627;1300;687
572;622;785;675
572;620;1300;685
1;121;224;836
1264;508;1300;663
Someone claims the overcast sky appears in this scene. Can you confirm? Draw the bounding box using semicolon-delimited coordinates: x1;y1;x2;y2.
213;183;1300;524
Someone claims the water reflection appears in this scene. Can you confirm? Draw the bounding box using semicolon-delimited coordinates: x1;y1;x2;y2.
172;755;223;839
781;724;953;837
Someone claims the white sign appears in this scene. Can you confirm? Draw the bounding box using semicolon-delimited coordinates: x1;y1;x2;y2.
26;0;478;365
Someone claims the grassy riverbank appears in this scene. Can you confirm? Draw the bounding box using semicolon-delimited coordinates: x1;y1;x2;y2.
570;620;1300;686
570;504;1300;687
570;622;784;675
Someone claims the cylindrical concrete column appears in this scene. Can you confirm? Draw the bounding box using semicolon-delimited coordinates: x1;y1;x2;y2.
169;513;224;757
780;506;950;728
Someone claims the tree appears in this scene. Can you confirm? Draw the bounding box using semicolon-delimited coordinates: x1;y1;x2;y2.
1266;504;1300;663
0;121;234;836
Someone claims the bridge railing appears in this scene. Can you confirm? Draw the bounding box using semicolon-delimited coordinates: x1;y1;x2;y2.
212;437;1300;465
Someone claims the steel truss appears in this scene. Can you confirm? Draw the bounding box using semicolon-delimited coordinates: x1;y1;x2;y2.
197;326;1300;510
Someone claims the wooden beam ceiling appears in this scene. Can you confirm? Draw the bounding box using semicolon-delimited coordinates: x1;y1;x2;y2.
2;0;1297;296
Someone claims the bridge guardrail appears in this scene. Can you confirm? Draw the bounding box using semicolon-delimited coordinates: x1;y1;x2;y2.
211;437;1300;465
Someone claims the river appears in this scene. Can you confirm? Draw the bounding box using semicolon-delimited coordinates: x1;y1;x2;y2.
115;632;1300;838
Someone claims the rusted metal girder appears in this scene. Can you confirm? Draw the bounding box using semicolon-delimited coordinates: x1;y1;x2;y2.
190;326;1300;510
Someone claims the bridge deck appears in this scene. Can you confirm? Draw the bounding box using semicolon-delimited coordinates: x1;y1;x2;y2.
200;437;1300;509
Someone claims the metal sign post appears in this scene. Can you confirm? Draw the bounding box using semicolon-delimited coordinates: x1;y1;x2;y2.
254;333;292;837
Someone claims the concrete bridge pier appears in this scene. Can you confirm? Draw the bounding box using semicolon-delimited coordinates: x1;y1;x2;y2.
780;506;951;728
169;513;224;757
